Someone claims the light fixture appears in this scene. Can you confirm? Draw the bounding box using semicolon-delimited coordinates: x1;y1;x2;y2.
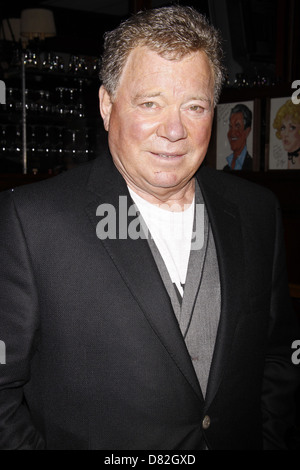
20;8;56;43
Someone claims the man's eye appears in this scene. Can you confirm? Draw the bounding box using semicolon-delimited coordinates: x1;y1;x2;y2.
189;105;204;113
141;102;156;108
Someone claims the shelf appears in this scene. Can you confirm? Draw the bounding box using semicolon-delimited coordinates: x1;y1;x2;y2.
1;60;101;175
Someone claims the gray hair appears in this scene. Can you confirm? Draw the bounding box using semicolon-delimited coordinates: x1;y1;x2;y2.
230;104;252;129
99;5;225;106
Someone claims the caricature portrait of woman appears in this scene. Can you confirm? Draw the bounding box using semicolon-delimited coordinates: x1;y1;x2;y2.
272;99;300;170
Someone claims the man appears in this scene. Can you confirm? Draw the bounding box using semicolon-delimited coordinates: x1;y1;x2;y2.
223;104;253;171
0;6;299;450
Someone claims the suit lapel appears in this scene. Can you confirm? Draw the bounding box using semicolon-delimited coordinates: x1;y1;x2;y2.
83;157;246;407
180;182;209;338
196;167;247;409
84;155;203;401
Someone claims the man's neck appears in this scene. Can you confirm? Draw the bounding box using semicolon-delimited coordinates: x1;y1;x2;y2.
127;178;195;212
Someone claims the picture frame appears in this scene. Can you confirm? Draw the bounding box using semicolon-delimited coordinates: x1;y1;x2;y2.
205;99;261;171
266;96;300;170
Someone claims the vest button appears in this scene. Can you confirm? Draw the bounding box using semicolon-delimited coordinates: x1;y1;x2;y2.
202;415;211;430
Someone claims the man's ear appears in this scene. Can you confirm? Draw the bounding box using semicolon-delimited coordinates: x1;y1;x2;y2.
99;85;113;131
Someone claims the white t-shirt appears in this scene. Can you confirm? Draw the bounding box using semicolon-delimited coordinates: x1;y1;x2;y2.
128;187;194;296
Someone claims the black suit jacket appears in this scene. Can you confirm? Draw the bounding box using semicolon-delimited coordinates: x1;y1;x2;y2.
0;154;299;449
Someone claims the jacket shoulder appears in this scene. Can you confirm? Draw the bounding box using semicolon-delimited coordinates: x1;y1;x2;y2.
198;165;279;209
0;160;95;210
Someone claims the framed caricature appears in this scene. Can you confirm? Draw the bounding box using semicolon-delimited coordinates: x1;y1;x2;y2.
266;96;300;170
206;99;260;171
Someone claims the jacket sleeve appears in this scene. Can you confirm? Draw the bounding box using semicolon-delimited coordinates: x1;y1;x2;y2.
0;190;45;449
262;201;300;450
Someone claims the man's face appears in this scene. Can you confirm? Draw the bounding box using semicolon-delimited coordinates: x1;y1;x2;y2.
227;112;251;154
99;47;214;201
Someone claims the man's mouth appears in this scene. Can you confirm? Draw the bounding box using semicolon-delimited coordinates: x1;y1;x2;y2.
151;152;184;159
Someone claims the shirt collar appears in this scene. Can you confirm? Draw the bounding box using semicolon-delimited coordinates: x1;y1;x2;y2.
226;146;248;170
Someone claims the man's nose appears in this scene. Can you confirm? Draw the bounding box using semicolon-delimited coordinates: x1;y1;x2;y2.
156;107;187;141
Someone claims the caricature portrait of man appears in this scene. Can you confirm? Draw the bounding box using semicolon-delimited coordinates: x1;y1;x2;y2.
223;104;253;171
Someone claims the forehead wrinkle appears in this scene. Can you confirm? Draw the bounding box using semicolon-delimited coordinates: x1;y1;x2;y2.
132;91;162;102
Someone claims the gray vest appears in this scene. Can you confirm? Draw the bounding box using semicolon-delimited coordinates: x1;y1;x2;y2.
146;182;221;397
